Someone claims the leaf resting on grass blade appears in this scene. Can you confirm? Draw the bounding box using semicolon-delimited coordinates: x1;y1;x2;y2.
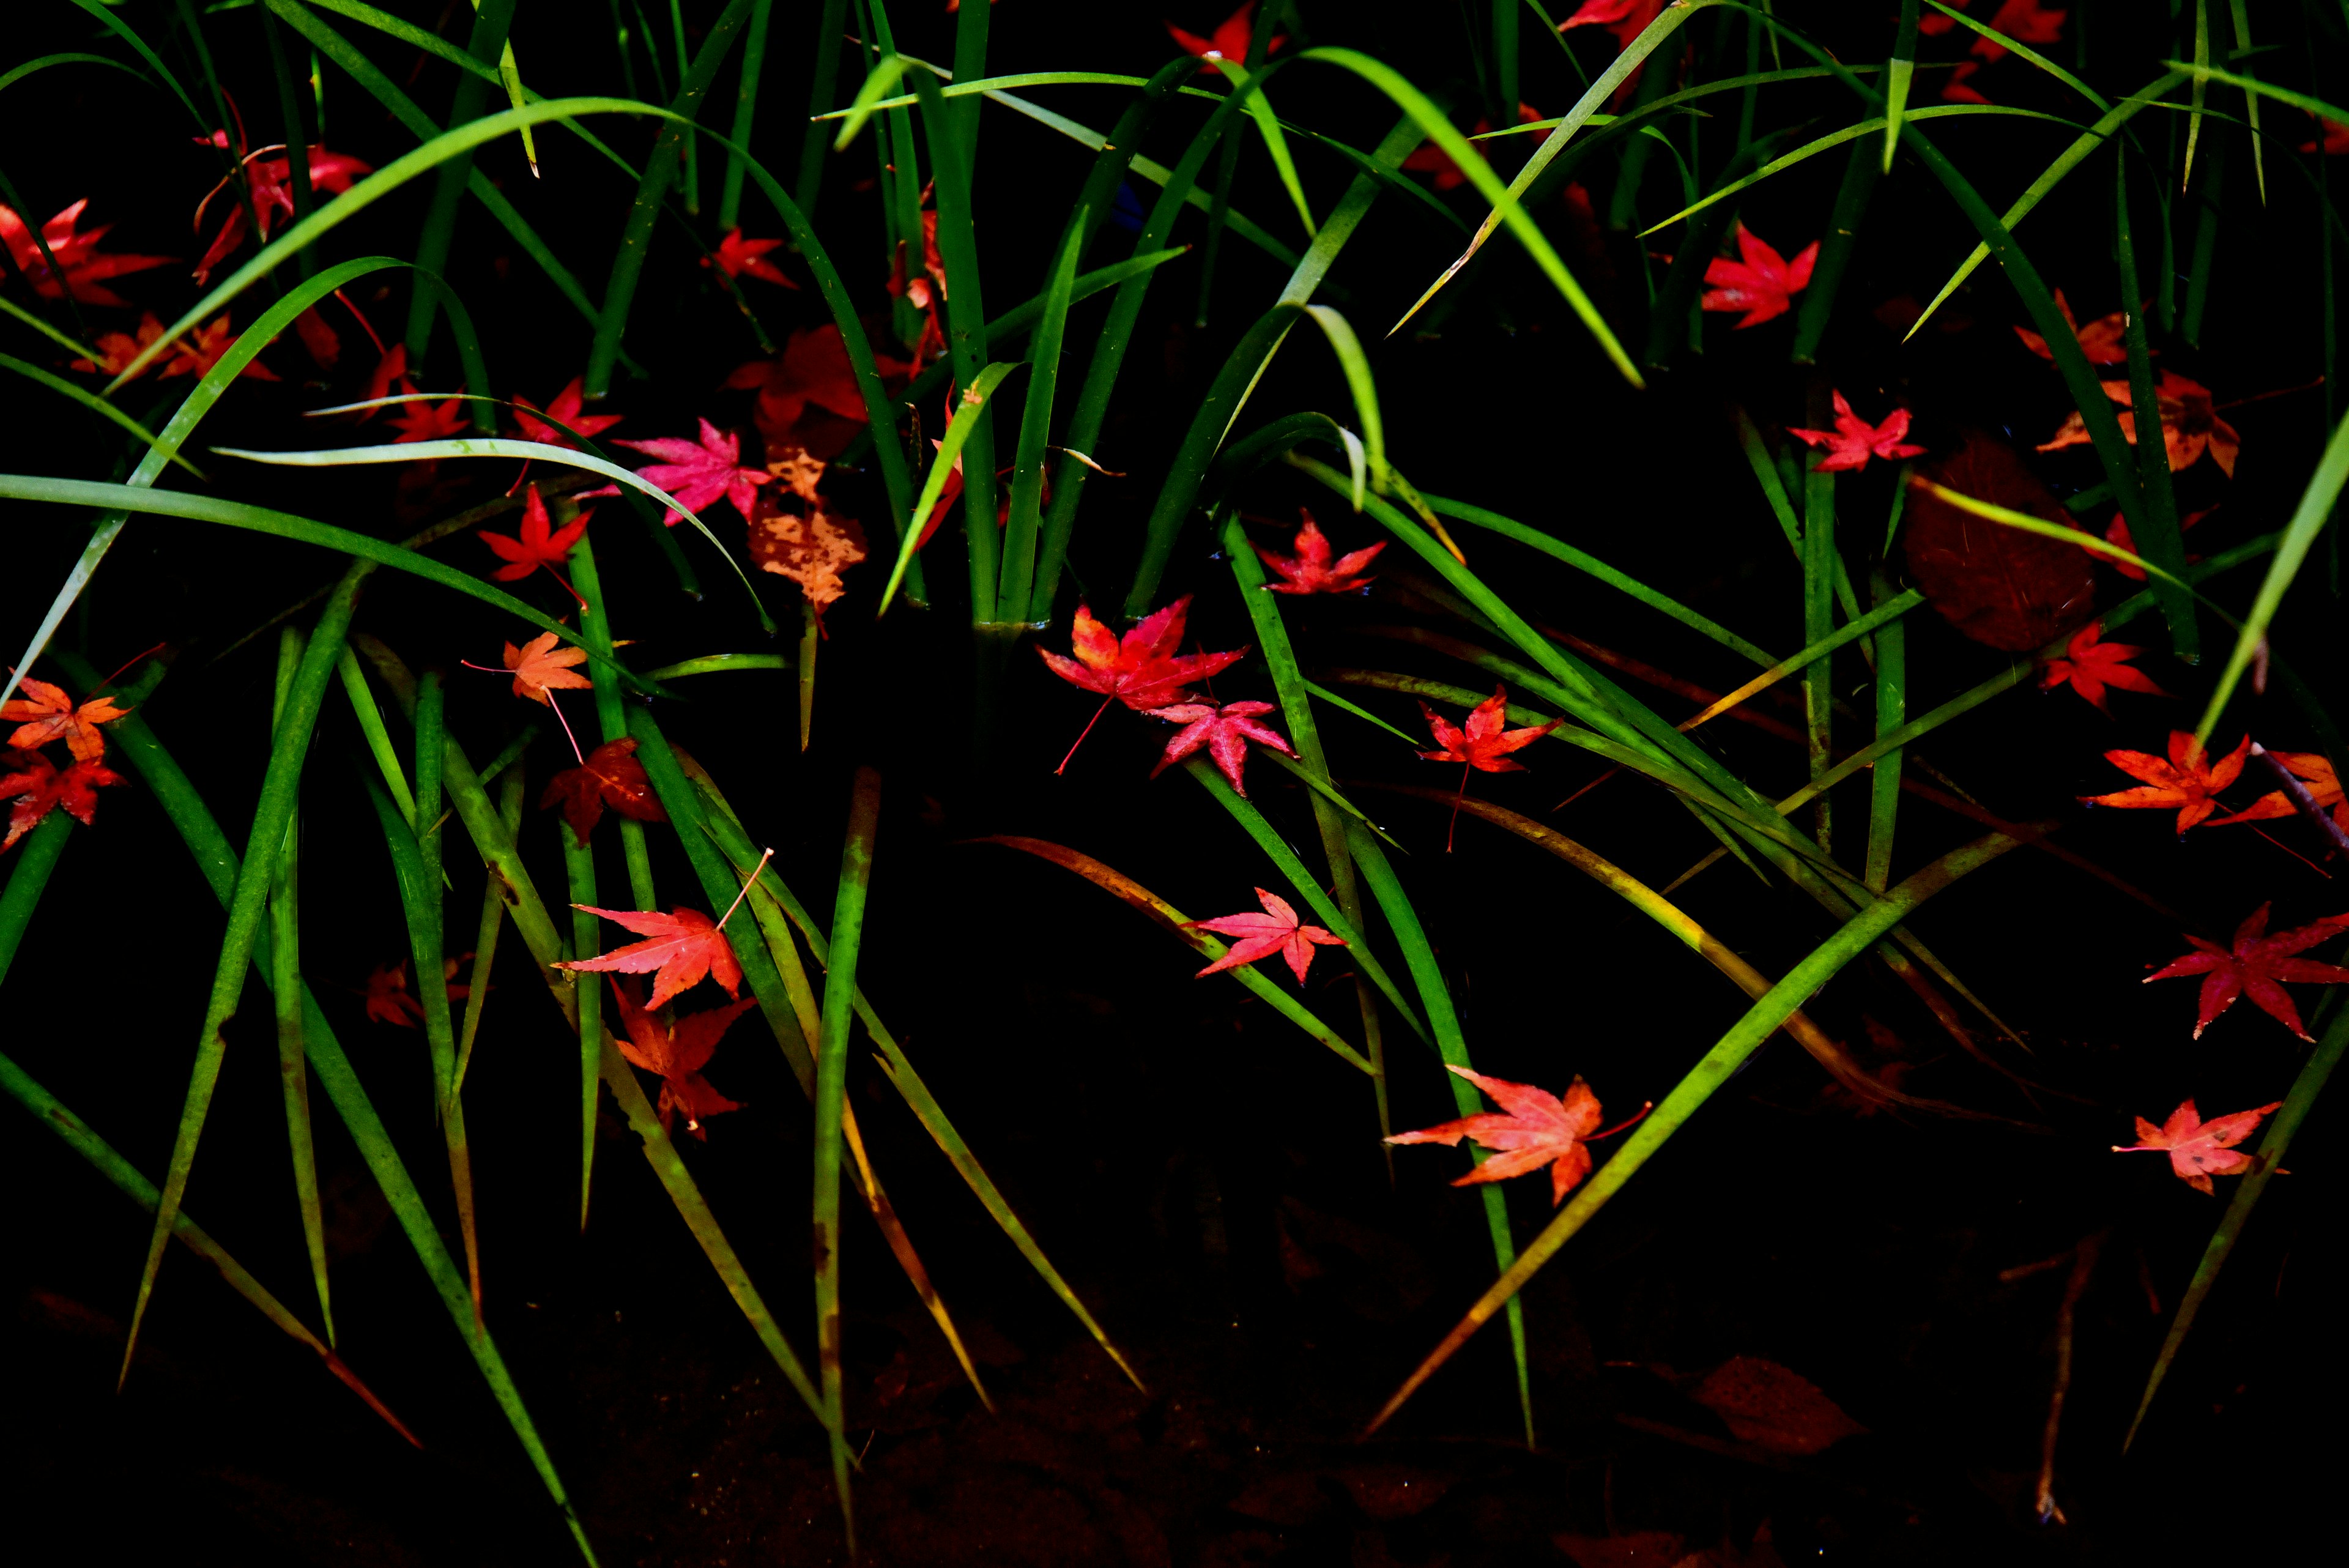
1187;887;1346;983
1148;700;1293;795
608;977;751;1138
1388;1065;1631;1206
558;905;743;1010
1902;433;2096;650
2114;1099;2285;1194
540;737;667;846
2079;730;2252;833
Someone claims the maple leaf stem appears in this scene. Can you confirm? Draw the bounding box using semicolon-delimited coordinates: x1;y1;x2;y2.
1589;1101;1655;1142
544;689;585;765
539;561;589;612
94;641;168;692
506;459;534;497
1447;762;1469;853
717;846;775;932
1055;697;1116;776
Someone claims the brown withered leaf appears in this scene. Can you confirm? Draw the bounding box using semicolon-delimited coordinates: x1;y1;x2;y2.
1688;1356;1866;1455
1902;432;2096;650
748;494;867;609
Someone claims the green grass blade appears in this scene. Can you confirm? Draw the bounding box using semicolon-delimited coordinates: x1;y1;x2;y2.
65;0;204;125
1864;572;1907;895
402;0;515;366
1685;589;1921;733
1923;0;2109;110
793;0;849;207
582;0;757;397
1885;0;1919;171
1209;57;1316;237
269;630;332;1343
877;360;1022;615
717;0;773;226
2112;152;2189;650
569;534;659;909
338;647;416;824
0;354;202;479
2225;0;2264;202
1297;46;1639;382
2125;981;2347;1449
996;212;1086;622
1121;304;1301;619
453;764;523;1096
641;653;789;680
814;769;881;1547
1367;827;2036;1433
1343;821;1534;1444
2186;0;2210;187
0;294;102;362
124;561;373;1381
1301;307;1387;486
1803;390;1837;852
1422;492;1778;667
564;827;606;1233
1790;136;1885;364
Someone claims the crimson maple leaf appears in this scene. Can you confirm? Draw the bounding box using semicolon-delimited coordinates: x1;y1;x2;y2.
478;483;588;585
500;631;592;706
0;198;172;306
1187;887;1346;984
726;325;907;457
1970;0;2068;62
540;737;667;845
2039;369;2240;477
512;376;623;450
2040;620;2165;713
613;418;770;526
161;316;280;382
703;228;795;287
2301;115;2349;155
191;136;370;283
1699;224;1818;329
357;343;407;418
2209;750;2348;833
1400;104;1542;192
0;749;124;852
2;676;130;764
2094;505;2210;582
1787;391;1926;473
609;977;752;1137
1148;700;1294;795
389;384;469;443
2080;730;2253;833
1419;685;1560;772
1167;3;1284;69
558;905;744;1011
2113;1098;2284;1195
361;959;425;1027
1039;596;1247;713
70;314;169;380
1387;1065;1644;1206
1559;0;1666;48
2145;904;2349;1040
1253;511;1386;594
2014;289;2131;366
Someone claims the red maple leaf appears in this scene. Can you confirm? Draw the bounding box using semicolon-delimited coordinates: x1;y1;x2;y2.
1148;700;1294;795
1187;887;1346;984
1699;225;1818;329
2093;505;2210;582
703;228;796;287
1387;1065;1646;1206
1419;685;1560;772
609;977;752;1138
2113;1098;2284;1194
2301;115;2349;155
1167;3;1284;69
613;418;770;526
500;631;592;707
70;313;169;380
2144;903;2349;1039
357;343;407;417
2080;730;2253;833
2014;289;2131;366
1400;103;1542;192
1970;0;2068;62
540;737;667;845
161;316;280;382
2;676;130;764
478;483;589;585
2209;751;2348;833
2039;369;2240;477
389;384;469;442
1039;596;1246;714
1787;390;1926;473
1557;0;1666;50
1253;511;1386;594
727;325;907;457
512;376;623;450
0;198;173;306
191;135;371;283
558;904;744;1011
361;959;425;1027
2039;620;2166;713
0;750;124;852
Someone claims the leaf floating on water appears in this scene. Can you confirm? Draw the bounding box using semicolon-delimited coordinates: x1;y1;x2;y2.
1902;433;2096;651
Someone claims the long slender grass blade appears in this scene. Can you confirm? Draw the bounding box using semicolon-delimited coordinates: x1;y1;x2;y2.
269;631;332;1342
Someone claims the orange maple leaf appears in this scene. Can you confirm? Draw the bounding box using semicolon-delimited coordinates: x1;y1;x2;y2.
2113;1098;2284;1195
1387;1065;1645;1206
2210;750;2347;833
500;631;591;706
2039;369;2240;477
1;675;130;764
2079;730;2252;832
2039;620;2165;713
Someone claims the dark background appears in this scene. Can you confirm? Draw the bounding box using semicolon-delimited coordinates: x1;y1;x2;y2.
1;2;2343;1563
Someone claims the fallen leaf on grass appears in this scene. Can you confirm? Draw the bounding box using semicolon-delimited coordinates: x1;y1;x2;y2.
2210;750;2347;833
2114;1099;2284;1194
703;228;796;288
1167;3;1284;67
540;737;667;845
612;418;770;525
2;677;129;764
2039;369;2240;477
1187;887;1345;984
478;483;588;584
609;976;752;1137
1699;224;1817;330
2144;903;2349;1040
1252;510;1384;595
0;198;172;306
2079;730;2252;833
1388;1065;1641;1206
1148;700;1293;795
1417;685;1559;772
2039;620;2165;713
558;905;743;1010
511;376;622;450
1787;390;1924;473
2014;289;2131;366
500;631;592;706
747;498;867;611
1039;597;1246;713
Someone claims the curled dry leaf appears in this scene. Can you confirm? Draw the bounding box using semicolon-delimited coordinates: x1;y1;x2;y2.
1902;433;2096;651
2114;1098;2285;1194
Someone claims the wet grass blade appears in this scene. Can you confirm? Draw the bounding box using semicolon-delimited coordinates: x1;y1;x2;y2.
970;836;1375;1075
0;354;203;479
403;0;516;366
1865;572;1907;895
1803;388;1837;852
2185;0;2210;188
1885;0;1919;171
570;535;659;908
583;0;758;398
814;768;883;1547
453;764;524;1096
718;0;774;227
54;648;598;1562
269;630;332;1343
1343;821;1534;1445
793;0;848;209
124;561;373;1381
565;828;605;1232
2125;977;2346;1449
1365;827;2037;1434
1682;591;1921;733
338;647;415;823
878;360;1023;615
2225;0;2264;202
1791;137;1884;364
997;212;1086;622
67;0;205;125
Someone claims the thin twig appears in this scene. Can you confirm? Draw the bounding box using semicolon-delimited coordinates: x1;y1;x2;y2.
2251;742;2349;858
2035;1232;2104;1527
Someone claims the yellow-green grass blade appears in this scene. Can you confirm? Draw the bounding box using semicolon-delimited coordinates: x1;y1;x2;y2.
269;631;332;1343
53;646;598;1562
1865;572;1907;896
1390;0;1715;338
716;0;773;226
338;647;416;826
0;353;202;478
1682;589;1922;732
123;562;371;1381
996;212;1086;622
2186;0;2211;188
570;535;659;909
1366;827;2035;1433
642;653;789;680
0;293;102;362
1923;0;2110;111
879;360;1023;615
401;0;516;366
1884;0;1919;172
1208;56;1316;238
0;476;666;699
